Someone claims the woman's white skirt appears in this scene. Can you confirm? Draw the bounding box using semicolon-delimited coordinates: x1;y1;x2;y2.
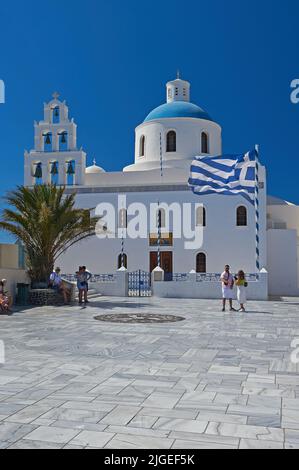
237;286;246;304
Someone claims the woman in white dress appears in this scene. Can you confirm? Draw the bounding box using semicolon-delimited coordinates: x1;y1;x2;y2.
235;270;247;312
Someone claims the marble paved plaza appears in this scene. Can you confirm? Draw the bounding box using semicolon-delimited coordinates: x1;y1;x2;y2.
0;296;299;449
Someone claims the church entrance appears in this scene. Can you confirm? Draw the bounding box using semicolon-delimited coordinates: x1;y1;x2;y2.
150;251;173;281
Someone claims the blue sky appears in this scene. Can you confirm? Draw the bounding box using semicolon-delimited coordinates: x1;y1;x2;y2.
0;0;298;241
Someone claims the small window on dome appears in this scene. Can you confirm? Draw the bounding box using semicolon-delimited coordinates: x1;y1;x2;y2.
166;131;176;153
168;88;172;100
139;136;145;157
201;132;209;154
175;87;179;96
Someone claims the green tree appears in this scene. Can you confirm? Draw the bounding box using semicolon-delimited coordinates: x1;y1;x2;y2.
0;185;98;284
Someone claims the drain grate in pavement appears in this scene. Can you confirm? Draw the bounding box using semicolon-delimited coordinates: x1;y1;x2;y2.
94;313;185;324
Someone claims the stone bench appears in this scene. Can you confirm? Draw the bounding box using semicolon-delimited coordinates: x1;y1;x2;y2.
29;289;65;306
29;280;76;306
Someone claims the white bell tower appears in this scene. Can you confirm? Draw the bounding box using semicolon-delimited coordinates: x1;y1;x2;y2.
24;92;86;186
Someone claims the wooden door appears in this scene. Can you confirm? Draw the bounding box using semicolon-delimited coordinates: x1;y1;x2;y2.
150;252;173;281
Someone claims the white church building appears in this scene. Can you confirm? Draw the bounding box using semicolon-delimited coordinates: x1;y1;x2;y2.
24;77;299;299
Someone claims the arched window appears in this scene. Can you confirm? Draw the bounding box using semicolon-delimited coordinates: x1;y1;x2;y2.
139;135;145;157
201;132;209;154
157;208;166;229
196;206;206;227
118;253;128;269
52;106;60;124
119;209;127;229
58;131;68;151
43;132;52;152
166;131;176;152
237;206;247;226
196;253;207;273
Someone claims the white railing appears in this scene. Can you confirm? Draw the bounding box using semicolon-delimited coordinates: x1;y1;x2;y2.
172;273;190;282
196;273;259;282
172;273;260;283
62;274;117;283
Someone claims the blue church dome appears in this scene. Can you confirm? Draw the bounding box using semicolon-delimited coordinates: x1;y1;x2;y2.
144;101;214;123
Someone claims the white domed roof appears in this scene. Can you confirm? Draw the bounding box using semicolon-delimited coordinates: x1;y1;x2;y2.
85;159;105;174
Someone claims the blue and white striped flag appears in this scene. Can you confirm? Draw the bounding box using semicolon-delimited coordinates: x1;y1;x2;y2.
188;150;258;204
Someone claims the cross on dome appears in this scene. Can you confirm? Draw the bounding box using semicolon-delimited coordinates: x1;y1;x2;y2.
52;91;60;100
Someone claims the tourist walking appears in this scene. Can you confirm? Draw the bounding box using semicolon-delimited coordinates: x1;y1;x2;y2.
221;265;236;312
49;268;71;304
235;270;247;312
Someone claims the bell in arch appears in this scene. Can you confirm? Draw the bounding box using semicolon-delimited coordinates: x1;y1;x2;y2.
60;132;67;144
50;162;58;175
33;163;42;179
66;161;75;175
44;133;51;145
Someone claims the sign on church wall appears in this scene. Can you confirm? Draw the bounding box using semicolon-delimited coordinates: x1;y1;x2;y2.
149;233;173;247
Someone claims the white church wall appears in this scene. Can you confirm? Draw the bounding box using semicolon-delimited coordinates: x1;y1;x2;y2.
58;185;266;277
267;229;299;296
267;204;299;290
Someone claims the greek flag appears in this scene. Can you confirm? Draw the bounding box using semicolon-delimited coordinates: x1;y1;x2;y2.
188;150;258;204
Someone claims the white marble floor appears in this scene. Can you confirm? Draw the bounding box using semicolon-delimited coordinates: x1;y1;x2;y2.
0;296;299;449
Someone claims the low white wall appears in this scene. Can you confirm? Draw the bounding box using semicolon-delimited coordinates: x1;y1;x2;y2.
0;268;29;300
152;271;268;301
89;271;128;297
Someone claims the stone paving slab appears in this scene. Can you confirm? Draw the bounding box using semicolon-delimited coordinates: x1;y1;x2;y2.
0;296;299;449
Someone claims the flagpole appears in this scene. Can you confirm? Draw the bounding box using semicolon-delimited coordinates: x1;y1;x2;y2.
119;201;126;269
255;144;260;277
121;229;125;268
157;133;163;268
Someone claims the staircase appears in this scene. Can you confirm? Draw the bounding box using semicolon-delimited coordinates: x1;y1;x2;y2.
74;287;101;301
